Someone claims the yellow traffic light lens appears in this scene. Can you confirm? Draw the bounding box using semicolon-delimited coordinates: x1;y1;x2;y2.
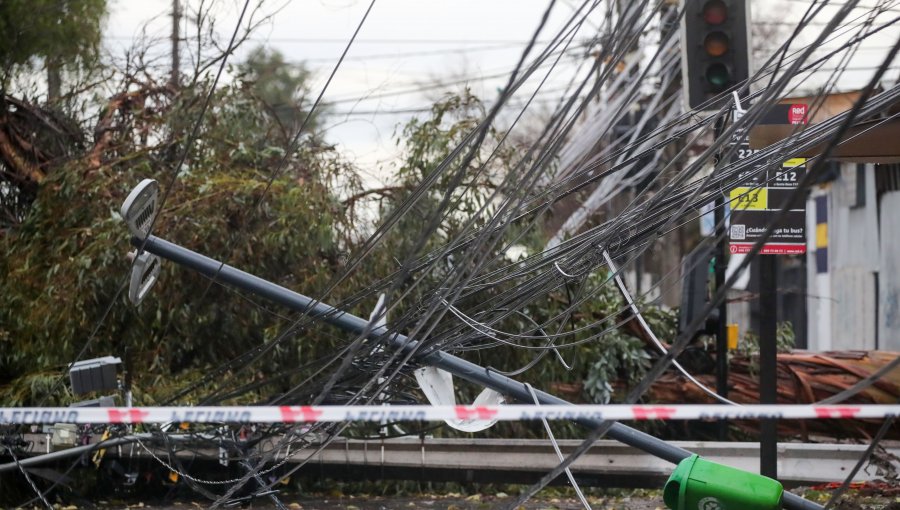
702;0;728;25
706;63;730;90
704;32;729;57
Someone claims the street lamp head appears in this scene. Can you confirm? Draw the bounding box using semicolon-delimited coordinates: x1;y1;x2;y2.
121;178;159;240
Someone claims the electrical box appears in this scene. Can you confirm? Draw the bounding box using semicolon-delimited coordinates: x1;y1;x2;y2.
678;245;717;337
69;356;121;395
50;423;78;449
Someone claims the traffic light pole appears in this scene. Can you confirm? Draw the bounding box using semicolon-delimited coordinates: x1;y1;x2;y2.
133;234;821;510
714;201;729;440
713;116;729;442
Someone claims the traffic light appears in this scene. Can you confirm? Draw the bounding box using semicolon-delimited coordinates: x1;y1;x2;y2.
678;244;719;338
681;0;751;110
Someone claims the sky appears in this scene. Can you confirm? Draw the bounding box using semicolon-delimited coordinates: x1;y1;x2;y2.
104;0;599;183
103;0;899;182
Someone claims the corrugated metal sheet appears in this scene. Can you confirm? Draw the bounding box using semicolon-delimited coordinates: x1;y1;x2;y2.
830;165;879;269
831;266;877;349
806;164;892;352
879;190;900;349
828;164;877;350
806;188;831;351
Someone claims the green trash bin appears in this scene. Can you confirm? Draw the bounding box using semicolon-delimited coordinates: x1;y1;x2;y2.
663;454;783;510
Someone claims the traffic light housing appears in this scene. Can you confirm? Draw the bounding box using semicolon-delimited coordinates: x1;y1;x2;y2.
678;244;719;338
681;0;751;110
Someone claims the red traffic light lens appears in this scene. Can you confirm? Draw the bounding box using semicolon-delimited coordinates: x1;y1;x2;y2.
704;32;729;57
706;63;730;91
702;0;728;25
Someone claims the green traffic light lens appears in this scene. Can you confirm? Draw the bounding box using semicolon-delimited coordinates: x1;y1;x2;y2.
706;63;730;91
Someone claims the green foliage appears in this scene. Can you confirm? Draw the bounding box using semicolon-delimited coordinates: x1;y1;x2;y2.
237;46;323;140
0;65;679;413
385;91;502;250
584;333;651;404
0;75;362;405
0;0;106;81
733;321;796;376
737;321;796;356
1;370;72;406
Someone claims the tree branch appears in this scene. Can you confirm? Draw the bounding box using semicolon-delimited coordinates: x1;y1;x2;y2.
341;185;412;207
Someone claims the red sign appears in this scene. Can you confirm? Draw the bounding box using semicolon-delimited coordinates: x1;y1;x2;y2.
730;243;807;255
788;104;808;124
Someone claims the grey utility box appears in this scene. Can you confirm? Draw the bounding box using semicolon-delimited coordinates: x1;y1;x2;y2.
51;423;78;448
69;356;121;395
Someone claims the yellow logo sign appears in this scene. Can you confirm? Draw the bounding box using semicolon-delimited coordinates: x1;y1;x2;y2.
729;187;768;210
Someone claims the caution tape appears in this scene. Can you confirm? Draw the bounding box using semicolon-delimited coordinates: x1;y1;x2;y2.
0;404;898;425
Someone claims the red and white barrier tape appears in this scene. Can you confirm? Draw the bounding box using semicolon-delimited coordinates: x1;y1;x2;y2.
0;404;897;425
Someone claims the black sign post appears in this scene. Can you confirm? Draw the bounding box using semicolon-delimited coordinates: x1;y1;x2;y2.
729;103;808;479
759;255;778;479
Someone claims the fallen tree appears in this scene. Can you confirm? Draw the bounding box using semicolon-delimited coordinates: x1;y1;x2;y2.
650;350;900;440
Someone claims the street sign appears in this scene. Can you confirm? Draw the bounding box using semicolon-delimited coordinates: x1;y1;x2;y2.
728;104;808;255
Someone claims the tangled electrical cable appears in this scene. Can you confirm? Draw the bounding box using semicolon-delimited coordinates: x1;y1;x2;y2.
11;0;900;507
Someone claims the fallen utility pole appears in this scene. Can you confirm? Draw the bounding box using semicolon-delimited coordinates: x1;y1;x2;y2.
134;234;823;510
